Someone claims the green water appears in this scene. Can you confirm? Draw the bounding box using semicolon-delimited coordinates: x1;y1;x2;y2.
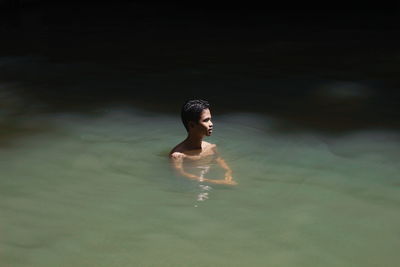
1;108;399;266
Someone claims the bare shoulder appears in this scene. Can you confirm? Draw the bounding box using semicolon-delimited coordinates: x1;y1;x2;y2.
206;142;218;152
202;141;216;149
169;151;185;160
169;142;184;155
202;141;218;156
169;143;186;159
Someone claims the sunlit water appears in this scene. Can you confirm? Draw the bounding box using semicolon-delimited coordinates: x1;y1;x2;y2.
1;107;399;267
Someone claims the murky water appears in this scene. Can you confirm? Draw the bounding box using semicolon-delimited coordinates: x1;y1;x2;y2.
1;105;399;266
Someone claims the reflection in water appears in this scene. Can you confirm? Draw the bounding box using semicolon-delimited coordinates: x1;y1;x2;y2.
196;165;212;203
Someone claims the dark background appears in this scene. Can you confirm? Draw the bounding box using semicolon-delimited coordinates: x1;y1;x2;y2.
1;1;399;134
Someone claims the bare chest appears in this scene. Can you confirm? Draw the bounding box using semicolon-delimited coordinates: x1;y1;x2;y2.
184;146;216;161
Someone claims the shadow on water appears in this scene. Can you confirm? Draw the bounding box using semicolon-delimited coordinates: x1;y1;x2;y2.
1;2;399;144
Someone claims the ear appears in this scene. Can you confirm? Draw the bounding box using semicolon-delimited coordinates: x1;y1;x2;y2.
188;121;196;129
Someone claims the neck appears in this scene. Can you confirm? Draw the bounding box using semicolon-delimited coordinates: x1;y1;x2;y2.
184;133;203;150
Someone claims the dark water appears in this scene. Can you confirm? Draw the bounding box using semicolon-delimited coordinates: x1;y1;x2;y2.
1;3;400;266
1;3;399;127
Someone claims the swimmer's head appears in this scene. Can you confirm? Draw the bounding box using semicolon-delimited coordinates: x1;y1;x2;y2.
181;99;212;135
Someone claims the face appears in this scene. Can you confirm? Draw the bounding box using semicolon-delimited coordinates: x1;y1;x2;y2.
189;108;213;137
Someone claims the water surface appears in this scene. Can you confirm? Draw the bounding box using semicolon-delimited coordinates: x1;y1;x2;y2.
1;8;399;264
1;108;399;266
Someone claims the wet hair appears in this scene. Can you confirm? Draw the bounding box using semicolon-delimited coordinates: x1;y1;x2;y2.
181;99;210;132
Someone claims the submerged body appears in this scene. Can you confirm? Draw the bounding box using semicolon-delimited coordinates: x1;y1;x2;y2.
169;100;237;185
170;140;236;185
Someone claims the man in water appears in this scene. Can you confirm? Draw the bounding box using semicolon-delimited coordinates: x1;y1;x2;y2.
169;99;237;185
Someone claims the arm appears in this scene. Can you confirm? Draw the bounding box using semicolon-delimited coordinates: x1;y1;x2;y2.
170;153;236;185
213;146;237;185
216;157;234;182
170;153;203;181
